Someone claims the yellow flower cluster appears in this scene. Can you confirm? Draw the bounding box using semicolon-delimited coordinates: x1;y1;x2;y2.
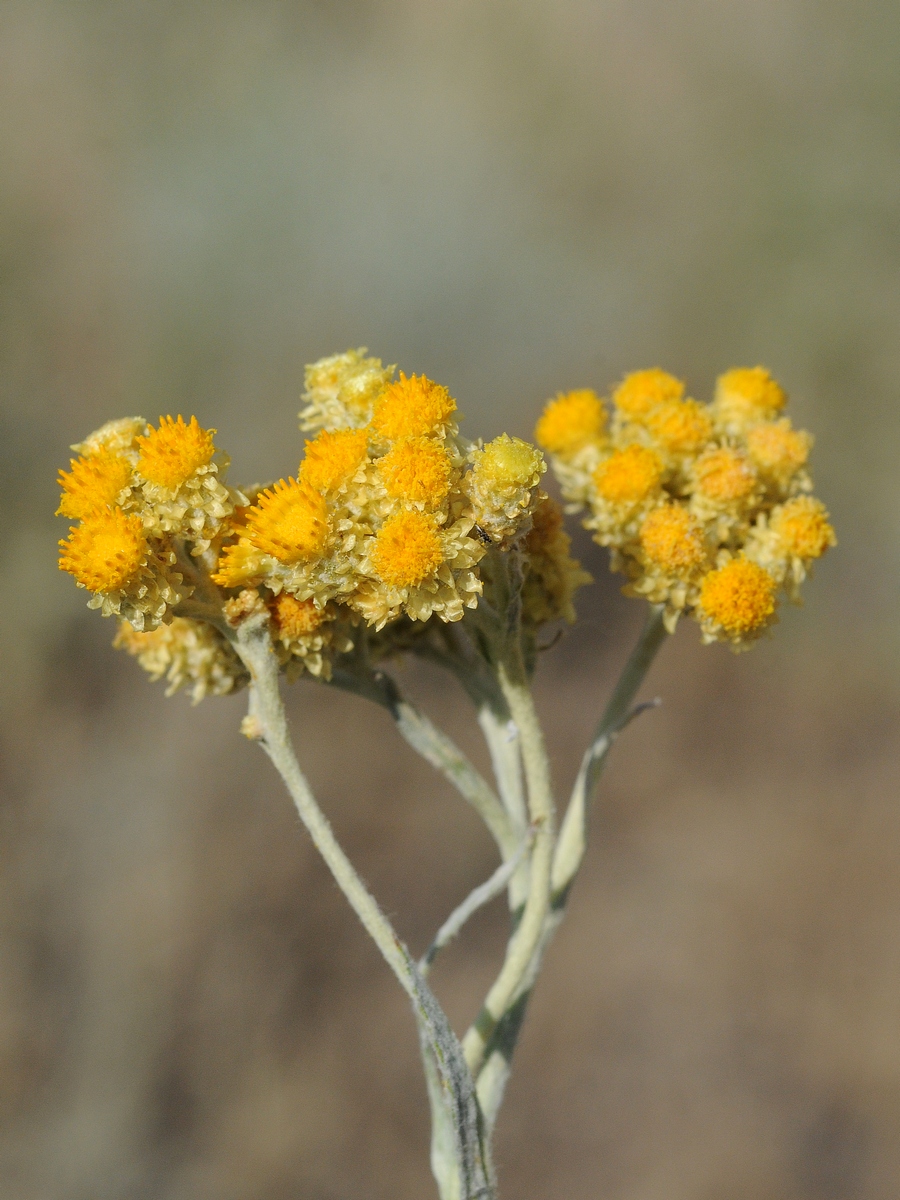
214;351;550;631
57;415;243;630
59;350;584;698
536;366;835;647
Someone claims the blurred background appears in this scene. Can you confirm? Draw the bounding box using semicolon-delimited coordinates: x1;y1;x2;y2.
1;1;899;1196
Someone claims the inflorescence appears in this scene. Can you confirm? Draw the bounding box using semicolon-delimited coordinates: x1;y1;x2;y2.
535;365;835;647
57;350;591;700
57;353;833;702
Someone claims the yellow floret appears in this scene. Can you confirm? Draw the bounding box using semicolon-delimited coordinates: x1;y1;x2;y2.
371;510;444;587
370;373;457;440
639;503;706;572
646;399;714;456
300;428;369;493
746;419;811;477
269;593;325;638
770;496;836;561
534;389;606;457
593;445;663;505
57;448;133;520
714;367;786;423
612;369;684;419
698;557;776;635
377;437;453;504
244;478;329;564
136;416;216;489
693;447;756;502
58;507;147;593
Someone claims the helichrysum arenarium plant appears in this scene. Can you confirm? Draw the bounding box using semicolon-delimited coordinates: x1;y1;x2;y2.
57;351;834;1199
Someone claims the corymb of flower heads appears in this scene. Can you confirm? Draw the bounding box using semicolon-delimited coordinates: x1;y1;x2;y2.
57;413;244;630
59;349;558;691
537;365;835;647
54;347;834;1200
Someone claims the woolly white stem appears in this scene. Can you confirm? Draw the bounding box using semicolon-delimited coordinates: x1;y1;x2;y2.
462;654;556;1077
232;612;495;1200
420;834;532;975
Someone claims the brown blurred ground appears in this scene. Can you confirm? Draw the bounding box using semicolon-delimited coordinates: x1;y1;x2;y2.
2;2;899;1197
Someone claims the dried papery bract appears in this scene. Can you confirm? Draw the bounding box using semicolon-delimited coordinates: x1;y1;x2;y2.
56;352;832;1199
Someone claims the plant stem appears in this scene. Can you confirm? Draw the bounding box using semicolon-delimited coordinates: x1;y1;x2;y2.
475;604;668;1131
421;834;532;974
231;611;496;1200
235;613;415;994
329;665;516;860
461;630;556;1078
552;604;667;902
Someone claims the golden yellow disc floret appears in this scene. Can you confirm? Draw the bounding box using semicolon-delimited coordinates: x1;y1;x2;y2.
300;428;369;493
593;445;663;505
269;593;325;638
58;507;147;593
639;503;706;573
612;369;684;419
57;448;133;520
245;478;328;564
377;437;453;505
136;415;216;489
693;447;756;502
371;510;444;587
534;390;606;457
714;367;786;422
698;557;776;635
646;398;714;456
370;373;456;440
770;496;836;561
746;419;810;477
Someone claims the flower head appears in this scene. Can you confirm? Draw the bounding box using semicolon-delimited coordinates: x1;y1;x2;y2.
57;448;134;520
746;418;811;491
769;496;836;561
114;616;247;702
535;389;606;458
645;398;714;459
300;348;394;432
244;478;329;564
370;373;457;441
59;507;147;593
465;434;545;543
713;367;786;430
371;510;445;587
72;416;148;458
136;416;216;490
593;445;663;507
697;556;777;646
692;447;756;504
521;495;592;627
270;592;325;638
612;369;684;420
377;437;454;506
300;428;370;494
639;504;707;574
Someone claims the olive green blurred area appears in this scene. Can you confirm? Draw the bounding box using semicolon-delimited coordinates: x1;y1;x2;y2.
2;1;900;1197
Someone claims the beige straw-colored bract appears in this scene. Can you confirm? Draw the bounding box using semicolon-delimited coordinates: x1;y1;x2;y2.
56;350;834;1199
